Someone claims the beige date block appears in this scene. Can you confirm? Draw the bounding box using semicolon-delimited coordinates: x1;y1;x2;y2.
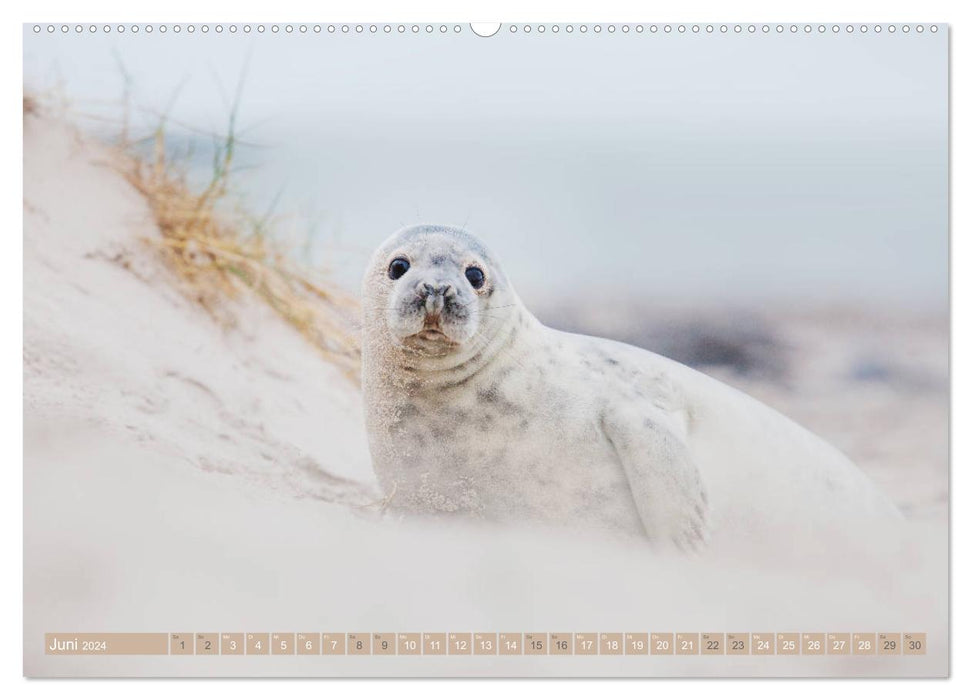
550;633;573;655
903;633;926;655
347;633;370;655
423;633;447;655
220;633;244;656
625;633;649;655
878;632;901;655
802;633;825;656
272;633;295;655
170;633;193;655
398;633;421;655
727;633;750;655
752;633;774;655
776;633;799;655
853;633;876;656
296;633;319;655
448;633;472;655
701;633;725;655
196;633;218;656
828;633;851;655
676;633;699;655
474;633;497;655
246;633;269;656
650;633;673;655
575;633;598;655
321;633;345;655
599;633;623;655
372;633;395;655
524;633;548;655
499;633;523;655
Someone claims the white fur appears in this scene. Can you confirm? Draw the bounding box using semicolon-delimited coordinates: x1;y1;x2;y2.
362;225;904;560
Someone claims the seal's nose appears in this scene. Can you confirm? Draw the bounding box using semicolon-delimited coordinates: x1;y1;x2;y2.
421;282;453;299
419;281;453;316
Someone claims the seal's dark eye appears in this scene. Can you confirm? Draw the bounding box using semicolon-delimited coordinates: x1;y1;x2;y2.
465;266;485;289
388;258;410;280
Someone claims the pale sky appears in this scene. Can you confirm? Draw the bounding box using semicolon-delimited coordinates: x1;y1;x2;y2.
24;24;949;308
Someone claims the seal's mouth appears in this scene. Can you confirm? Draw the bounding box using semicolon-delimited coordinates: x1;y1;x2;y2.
405;314;458;345
415;328;449;341
388;291;475;352
403;327;461;355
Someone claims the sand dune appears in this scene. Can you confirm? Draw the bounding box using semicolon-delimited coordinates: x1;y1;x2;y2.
23;115;947;677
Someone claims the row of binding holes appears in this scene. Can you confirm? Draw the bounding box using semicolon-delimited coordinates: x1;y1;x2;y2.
32;24;464;34
33;24;940;34
509;24;936;34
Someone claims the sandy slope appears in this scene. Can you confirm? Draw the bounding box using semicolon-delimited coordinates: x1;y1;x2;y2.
23;115;947;677
23;116;376;500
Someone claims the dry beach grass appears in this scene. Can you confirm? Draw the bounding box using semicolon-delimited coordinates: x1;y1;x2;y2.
43;89;366;381
123;131;362;381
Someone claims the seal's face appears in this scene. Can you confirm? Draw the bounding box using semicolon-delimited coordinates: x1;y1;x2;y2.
364;225;515;356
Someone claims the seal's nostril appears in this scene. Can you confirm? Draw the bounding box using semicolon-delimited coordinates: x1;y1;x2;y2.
422;282;452;297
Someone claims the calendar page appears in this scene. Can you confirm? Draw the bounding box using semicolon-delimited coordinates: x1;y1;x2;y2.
22;21;948;678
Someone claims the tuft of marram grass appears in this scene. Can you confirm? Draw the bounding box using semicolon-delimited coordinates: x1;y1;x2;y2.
120;123;362;382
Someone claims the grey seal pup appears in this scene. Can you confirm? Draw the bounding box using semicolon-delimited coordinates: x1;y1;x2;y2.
362;224;902;553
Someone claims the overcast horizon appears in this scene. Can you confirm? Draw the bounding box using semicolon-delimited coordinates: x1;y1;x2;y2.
24;24;949;309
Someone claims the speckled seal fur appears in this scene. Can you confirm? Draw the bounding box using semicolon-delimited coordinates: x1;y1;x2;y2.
361;225;902;552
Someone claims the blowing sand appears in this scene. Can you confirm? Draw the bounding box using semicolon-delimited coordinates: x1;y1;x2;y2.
23;114;948;677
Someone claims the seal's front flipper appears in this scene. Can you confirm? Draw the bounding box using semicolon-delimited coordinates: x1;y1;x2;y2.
601;405;709;552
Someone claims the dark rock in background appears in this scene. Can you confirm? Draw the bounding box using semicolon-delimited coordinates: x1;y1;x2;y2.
534;301;789;382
